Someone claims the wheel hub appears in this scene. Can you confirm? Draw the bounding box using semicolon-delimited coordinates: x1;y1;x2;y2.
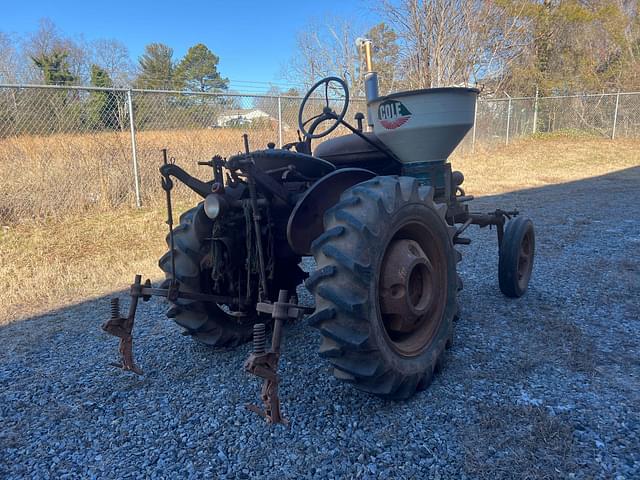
379;239;436;334
517;231;534;290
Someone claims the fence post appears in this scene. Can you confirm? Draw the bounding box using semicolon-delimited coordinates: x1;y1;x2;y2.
471;95;478;153
277;96;283;148
611;92;620;140
505;92;512;145
127;89;142;208
532;86;539;134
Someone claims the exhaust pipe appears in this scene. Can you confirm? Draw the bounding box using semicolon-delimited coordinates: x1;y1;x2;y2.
356;37;379;129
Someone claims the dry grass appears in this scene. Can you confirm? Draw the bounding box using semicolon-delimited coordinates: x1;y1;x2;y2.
1;135;638;325
0;127;291;224
0;205;174;324
451;135;640;195
463;402;575;479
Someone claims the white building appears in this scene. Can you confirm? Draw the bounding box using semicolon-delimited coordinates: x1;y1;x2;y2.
215;109;273;127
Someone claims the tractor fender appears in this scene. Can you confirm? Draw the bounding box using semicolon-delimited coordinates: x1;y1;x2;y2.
287;168;376;256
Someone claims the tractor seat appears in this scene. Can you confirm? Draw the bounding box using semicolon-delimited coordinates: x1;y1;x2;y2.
314;132;400;175
227;149;335;179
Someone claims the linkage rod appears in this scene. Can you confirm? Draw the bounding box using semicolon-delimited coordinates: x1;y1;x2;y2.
243;134;270;301
162;149;177;285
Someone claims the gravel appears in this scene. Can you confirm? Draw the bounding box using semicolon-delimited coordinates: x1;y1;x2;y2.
1;167;639;479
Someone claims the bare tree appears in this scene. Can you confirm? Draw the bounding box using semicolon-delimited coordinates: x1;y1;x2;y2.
366;23;401;95
0;32;23;83
92;38;135;87
379;0;530;92
285;17;364;95
22;18;60;60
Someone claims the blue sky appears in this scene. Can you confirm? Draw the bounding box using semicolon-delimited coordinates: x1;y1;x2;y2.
3;0;379;91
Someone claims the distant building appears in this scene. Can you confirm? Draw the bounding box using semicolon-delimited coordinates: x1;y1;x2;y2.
215;108;273;127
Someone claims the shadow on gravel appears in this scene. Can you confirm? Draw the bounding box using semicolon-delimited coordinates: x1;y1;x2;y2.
1;166;639;479
3;165;638;335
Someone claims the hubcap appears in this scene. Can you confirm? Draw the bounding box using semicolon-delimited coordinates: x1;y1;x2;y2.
380;239;436;334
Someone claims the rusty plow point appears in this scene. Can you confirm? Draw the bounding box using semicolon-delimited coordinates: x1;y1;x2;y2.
101;277;144;375
244;290;302;426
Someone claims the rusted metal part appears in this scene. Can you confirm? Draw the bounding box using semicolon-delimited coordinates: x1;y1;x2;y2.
378;220;449;358
380;239;436;334
103;274;250;375
244;290;310;425
244;348;286;425
102;275;144;375
161;149;180;296
452;209;519;246
245;161;270;302
134;285;241;305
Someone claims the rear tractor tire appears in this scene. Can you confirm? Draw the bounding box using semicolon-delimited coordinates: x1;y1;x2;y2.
306;176;460;400
158;203;304;348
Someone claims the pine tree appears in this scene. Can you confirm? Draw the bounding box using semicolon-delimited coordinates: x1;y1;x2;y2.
135;43;174;90
89;64;121;129
174;43;228;92
31;50;76;85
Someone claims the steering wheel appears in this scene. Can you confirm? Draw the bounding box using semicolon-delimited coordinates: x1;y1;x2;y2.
298;76;349;139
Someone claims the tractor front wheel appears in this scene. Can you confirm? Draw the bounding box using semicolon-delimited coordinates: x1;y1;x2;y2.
306;176;460;400
498;216;535;298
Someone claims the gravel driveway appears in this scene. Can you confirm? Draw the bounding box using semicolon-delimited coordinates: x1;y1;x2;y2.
1;166;639;479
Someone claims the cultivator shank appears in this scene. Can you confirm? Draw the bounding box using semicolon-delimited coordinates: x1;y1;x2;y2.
244;289;309;425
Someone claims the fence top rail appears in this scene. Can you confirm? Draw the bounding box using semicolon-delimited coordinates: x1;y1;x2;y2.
0;83;130;93
0;83;366;101
478;92;639;102
0;83;638;103
535;91;640;100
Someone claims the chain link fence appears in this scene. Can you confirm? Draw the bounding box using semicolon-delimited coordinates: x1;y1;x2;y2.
0;84;638;223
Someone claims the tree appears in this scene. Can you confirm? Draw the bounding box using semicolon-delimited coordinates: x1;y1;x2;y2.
364;23;401;94
0;32;22;83
174;43;228;92
135;43;174;89
31;50;76;85
502;0;640;95
379;0;530;91
24;18;91;85
286;17;364;94
89;64;123;130
24;18;61;64
91;38;134;87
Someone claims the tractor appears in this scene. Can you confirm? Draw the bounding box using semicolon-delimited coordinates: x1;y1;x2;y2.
103;40;535;424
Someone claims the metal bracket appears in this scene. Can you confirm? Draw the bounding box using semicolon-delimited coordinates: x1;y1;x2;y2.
464;209;520;250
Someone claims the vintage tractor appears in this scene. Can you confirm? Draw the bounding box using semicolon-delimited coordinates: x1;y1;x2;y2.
103;40;535;423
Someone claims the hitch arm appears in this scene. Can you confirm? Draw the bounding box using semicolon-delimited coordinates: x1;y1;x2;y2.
160;163;214;198
464;209;519;250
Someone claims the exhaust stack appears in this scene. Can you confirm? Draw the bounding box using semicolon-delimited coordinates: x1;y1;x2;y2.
356;37;379;128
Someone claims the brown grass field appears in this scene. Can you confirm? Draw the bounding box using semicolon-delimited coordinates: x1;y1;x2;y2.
1;134;638;324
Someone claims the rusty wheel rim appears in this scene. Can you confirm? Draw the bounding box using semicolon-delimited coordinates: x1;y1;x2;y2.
378;222;447;357
517;230;533;291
